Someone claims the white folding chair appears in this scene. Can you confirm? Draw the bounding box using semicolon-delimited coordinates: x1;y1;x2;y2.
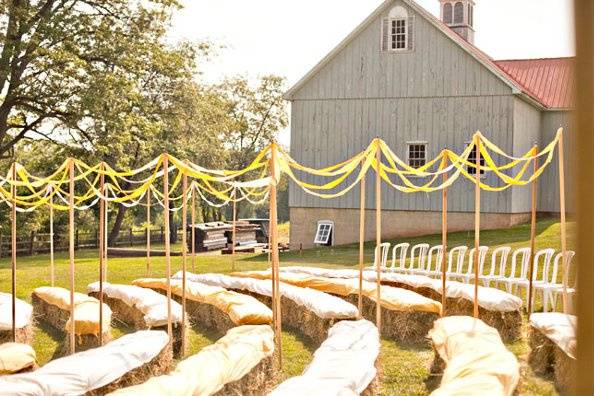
546;251;577;312
515;248;555;309
389;243;410;273
374;242;391;270
407;243;430;275
500;247;531;295
459;246;489;283
446;246;468;280
480;246;511;287
418;245;444;277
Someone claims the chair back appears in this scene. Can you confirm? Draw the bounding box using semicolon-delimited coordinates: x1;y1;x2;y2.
448;246;468;274
390;243;410;271
532;248;555;282
426;245;444;274
510;247;532;280
467;246;489;277
409;243;430;272
374;242;391;269
551;250;576;287
488;246;512;277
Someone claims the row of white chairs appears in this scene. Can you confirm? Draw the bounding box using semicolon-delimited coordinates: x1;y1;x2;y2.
374;242;576;312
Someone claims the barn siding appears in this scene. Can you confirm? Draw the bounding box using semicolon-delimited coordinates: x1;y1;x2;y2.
511;98;542;213
539;111;575;213
289;95;515;213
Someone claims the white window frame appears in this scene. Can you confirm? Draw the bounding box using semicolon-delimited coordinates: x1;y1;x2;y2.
389;18;408;52
314;220;334;245
406;141;428;170
466;140;486;178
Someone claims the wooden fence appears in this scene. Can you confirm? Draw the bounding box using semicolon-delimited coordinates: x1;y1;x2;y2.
0;227;182;258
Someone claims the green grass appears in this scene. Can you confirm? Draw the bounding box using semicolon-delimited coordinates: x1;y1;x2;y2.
0;218;570;394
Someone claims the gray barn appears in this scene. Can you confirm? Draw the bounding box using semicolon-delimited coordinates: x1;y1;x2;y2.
285;0;575;248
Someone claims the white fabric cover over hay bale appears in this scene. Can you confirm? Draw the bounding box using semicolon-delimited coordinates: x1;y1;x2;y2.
172;271;359;345
428;316;520;396
32;286;112;335
0;343;36;375
0;330;171;395
173;272;359;320
280;266;522;340
0;293;33;344
529;312;576;393
270;319;380;396
87;282;183;327
132;278;272;326
108;325;275;396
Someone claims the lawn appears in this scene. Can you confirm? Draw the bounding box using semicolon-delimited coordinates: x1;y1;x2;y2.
0;218;571;395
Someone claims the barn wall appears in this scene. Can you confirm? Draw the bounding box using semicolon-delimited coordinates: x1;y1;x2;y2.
539;111;575;213
511;97;542;213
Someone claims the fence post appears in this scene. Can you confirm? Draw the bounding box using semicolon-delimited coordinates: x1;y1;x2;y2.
129;228;133;246
0;233;3;259
75;229;79;251
95;230;99;249
29;231;35;255
160;226;164;243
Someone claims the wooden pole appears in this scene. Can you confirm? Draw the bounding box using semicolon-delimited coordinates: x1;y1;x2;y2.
574;1;594;390
558;131;569;314
358;175;366;318
68;159;76;354
441;154;448;316
374;140;382;330
191;184;196;272
232;189;237;271
527;146;539;316
49;186;55;287
473;134;481;318
103;194;108;281
181;174;188;356
98;165;105;346
163;155;172;338
146;189;151;276
269;143;282;368
11;163;17;342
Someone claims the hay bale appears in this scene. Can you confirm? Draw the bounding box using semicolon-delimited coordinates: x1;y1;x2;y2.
342;294;437;344
88;292;186;357
529;326;576;393
31;293;111;353
381;280;522;342
212;354;276;396
360;358;381;396
86;341;173;395
225;288;341;346
554;346;576;395
0;325;33;345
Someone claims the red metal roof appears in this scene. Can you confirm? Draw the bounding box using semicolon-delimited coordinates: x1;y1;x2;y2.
494;58;574;109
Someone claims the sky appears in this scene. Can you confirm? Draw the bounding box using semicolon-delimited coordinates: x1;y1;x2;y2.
169;0;575;144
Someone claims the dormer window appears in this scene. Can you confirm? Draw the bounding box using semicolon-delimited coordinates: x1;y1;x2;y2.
454;2;464;24
381;6;414;52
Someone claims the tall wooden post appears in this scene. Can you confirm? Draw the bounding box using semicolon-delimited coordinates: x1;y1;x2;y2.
527;146;539;316
191;184;196;272
11;163;17;342
375;140;382;330
441;154;449;316
358;175;366;317
269;143;282;368
98;165;105;346
146;190;151;276
232;189;237;271
574;1;594;389
163;155;172;338
558;131;569;313
68;159;76;354
49;187;55;287
181;174;188;356
473;134;481;318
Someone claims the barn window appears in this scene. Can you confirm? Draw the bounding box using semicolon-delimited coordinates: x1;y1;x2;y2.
467;142;485;175
382;6;414;52
407;142;427;169
314;220;334;246
454;2;464;24
443;3;453;24
468;4;473;27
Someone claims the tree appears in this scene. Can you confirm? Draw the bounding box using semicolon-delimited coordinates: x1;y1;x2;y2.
0;0;182;158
